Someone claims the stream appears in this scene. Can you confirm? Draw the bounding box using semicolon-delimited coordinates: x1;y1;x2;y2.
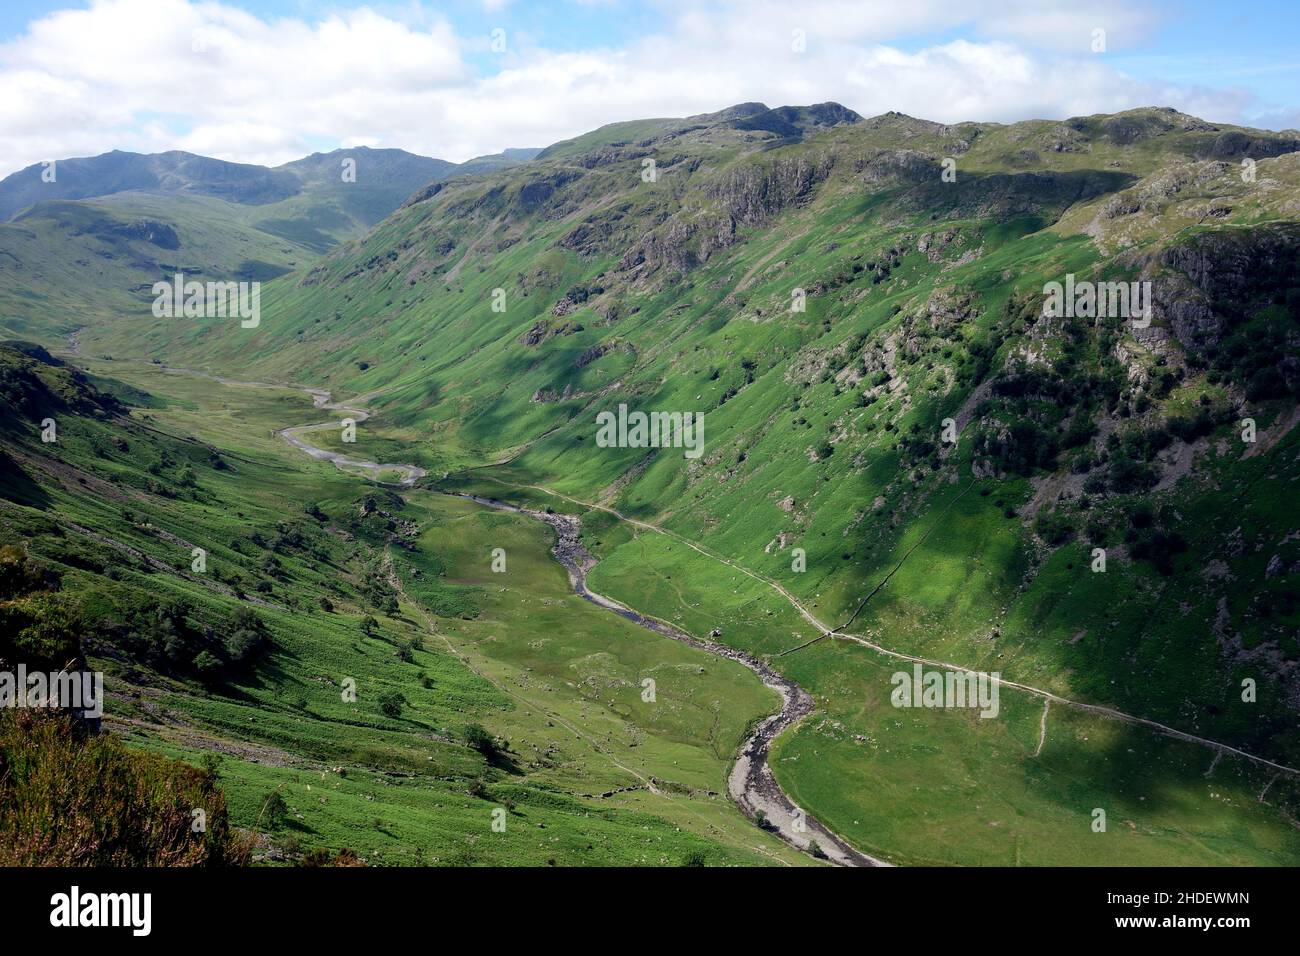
147;365;883;867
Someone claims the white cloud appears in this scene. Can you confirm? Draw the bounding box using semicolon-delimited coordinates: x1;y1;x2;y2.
0;0;1278;177
970;0;1164;52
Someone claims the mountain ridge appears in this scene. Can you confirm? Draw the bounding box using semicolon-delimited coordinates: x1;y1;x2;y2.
0;144;544;222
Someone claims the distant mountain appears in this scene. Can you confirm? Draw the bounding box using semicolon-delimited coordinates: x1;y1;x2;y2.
275;146;455;186
455;147;544;177
0;144;539;340
269;147;458;228
0;151;299;220
0;146;545;223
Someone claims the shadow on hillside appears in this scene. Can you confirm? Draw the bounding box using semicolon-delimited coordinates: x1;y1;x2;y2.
1020;710;1255;823
0;447;53;509
200;652;299;708
891;168;1140;225
827;476;1297;837
485;747;524;776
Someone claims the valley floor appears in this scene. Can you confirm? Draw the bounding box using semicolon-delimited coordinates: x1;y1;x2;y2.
56;356;1300;866
25;357;811;866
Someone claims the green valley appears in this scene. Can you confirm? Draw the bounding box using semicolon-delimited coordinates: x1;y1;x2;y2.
3;100;1298;868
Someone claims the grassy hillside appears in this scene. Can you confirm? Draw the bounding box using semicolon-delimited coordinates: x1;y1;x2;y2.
0;343;805;865
0;146;538;344
0;194;307;343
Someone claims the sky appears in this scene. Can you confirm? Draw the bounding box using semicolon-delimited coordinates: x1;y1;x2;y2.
1;0;1297;176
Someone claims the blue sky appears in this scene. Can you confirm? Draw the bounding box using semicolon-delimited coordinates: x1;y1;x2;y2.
1;0;1296;175
0;0;651;48
3;0;1296;103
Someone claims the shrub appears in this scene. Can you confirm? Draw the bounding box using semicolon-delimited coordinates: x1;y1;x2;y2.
0;710;250;865
464;722;498;757
224;624;266;664
1034;510;1075;546
0;591;84;672
260;790;288;830
0;545;54;600
192;650;223;678
301;847;364;867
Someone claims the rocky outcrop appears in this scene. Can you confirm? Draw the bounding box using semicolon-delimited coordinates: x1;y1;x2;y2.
573;341;623;369
114;219;180;249
1151;224;1300;352
705;154;835;227
519;317;582;346
731;102;861;139
618;155;833;278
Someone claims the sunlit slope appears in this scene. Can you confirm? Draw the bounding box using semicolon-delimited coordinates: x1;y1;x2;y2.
77;105;1299;756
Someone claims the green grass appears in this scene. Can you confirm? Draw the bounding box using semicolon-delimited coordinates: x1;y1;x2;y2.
772;642;1300;866
5;103;1300;866
581;517;1300;865
1;356;806;866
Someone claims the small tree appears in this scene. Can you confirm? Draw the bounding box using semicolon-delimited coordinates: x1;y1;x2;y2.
192;650;222;679
464;723;498;758
260;790;288;830
199;753;222;788
378;691;403;718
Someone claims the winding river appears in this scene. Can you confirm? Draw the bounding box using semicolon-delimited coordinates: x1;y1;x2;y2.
151;365;881;867
445;493;884;867
276;388;428;487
